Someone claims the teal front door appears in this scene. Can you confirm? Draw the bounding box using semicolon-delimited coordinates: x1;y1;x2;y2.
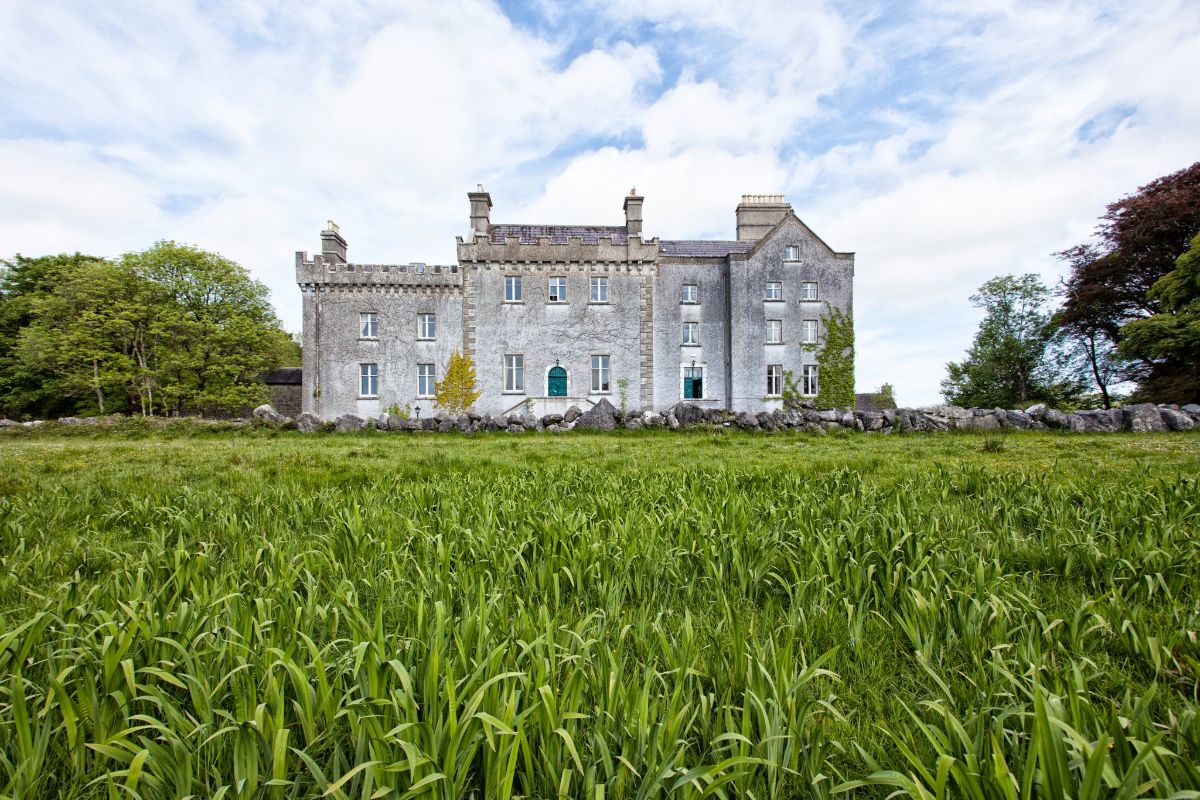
548;366;567;397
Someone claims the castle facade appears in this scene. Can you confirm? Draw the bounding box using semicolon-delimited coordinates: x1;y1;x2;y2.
296;188;853;418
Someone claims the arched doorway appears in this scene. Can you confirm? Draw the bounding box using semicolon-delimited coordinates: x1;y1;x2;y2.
547;366;567;397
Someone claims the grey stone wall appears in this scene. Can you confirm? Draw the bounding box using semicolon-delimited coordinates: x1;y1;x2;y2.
728;220;854;412
653;259;729;408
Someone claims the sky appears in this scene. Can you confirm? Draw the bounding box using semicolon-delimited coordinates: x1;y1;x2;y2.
2;0;1197;406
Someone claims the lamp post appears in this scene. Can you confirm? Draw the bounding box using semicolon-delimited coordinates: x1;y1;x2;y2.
415;406;421;419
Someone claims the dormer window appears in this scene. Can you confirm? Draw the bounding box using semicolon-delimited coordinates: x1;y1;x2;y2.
784;245;800;261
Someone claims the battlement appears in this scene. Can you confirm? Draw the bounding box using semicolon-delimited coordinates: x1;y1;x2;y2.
295;252;462;288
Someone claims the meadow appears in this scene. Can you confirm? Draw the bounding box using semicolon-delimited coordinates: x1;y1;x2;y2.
0;427;1197;799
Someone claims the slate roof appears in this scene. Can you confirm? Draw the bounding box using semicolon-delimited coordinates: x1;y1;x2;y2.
489;224;629;244
855;393;882;413
658;240;754;257
261;368;303;385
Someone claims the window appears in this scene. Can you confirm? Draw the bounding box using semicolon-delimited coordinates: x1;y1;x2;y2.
548;276;567;303
800;281;818;301
417;363;435;397
359;363;378;398
504;354;524;392
418;313;436;340
764;281;782;301
766;319;783;344
681;283;698;304
682;321;699;345
802;365;819;396
590;276;609;303
767;364;783;397
591;355;610;392
683;366;704;399
784;245;800;261
504;275;523;302
801;319;818;344
360;312;377;339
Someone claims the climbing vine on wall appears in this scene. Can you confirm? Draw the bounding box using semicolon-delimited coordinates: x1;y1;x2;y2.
815;305;855;408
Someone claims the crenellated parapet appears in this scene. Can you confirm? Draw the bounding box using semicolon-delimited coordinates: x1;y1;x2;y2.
455;232;660;267
295;251;462;293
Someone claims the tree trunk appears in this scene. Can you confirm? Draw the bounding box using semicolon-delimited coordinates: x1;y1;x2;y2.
1086;332;1111;409
92;358;105;414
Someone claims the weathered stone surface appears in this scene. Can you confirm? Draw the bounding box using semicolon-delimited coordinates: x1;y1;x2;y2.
1181;403;1200;420
625;417;644;430
564;405;583;423
1074;409;1123;433
860;411;884;431
438;420;454;432
22;420;43;428
883;408;896;427
522;414;542;431
293;412;321;433
644;411;664;427
962;413;1000;431
253;404;292;425
666;412;680;429
334;414;365;432
506;423;523;433
541;413;564;426
818;408;840;422
1159;407;1195;431
576;398;618;431
0;419;16;428
420;417;439;431
1127;403;1166;433
735;411;759;429
672;403;704;426
1025;403;1048;421
1003;409;1031;429
1042;409;1074;430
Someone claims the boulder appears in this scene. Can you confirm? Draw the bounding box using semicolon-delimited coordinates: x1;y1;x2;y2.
576;398;618;431
840;412;857;429
666;412;680;430
1181;403;1200;421
541;413;564;426
1003;410;1032;429
522;414;543;431
735;411;760;429
1025;403;1048;421
294;412;323;433
1127;403;1166;433
883;409;896;427
644;411;664;427
1159;407;1195;431
961;413;1000;431
860;411;884;431
672;403;704;426
506;423;523;433
22;420;43;428
625;417;644;430
564;405;583;423
59;416;83;426
1074;409;1123;433
818;408;840;422
334;414;365;433
420;417;439;431
0;419;16;428
253;404;291;425
438;420;454;432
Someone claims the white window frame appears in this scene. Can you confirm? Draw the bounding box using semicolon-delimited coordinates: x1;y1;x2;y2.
680;283;698;304
682;321;699;346
801;318;818;345
784;245;800;262
764;281;782;301
548;276;567;303
359;363;378;398
360;312;378;339
802;365;819;396
417;363;436;398
504;354;524;393
767;364;783;397
590;354;610;393
590;276;609;303
504;275;523;303
766;319;783;344
417;313;436;340
800;281;819;301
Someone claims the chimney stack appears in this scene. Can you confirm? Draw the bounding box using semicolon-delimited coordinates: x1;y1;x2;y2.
735;194;791;242
468;184;492;236
623;187;643;237
320;220;347;264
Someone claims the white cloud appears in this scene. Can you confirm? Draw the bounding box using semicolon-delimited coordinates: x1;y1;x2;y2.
2;0;1197;406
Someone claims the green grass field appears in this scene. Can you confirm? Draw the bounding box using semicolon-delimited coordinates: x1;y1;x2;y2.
1;428;1198;798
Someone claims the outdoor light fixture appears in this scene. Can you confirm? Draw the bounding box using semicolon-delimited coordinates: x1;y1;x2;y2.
415;406;421;419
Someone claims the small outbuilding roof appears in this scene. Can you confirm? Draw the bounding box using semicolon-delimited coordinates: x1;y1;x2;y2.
659;240;755;257
261;368;302;385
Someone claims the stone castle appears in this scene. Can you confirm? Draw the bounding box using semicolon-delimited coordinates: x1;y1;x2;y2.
296;188;853;419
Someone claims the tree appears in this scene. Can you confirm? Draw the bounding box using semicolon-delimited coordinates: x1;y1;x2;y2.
943;274;1082;408
0;253;108;418
1057;162;1200;401
123;241;297;414
1119;233;1200;402
872;383;897;410
434;350;481;415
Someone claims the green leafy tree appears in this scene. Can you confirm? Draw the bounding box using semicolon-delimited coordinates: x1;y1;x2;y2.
15;260;156;414
434;350;482;416
1119;232;1200;402
814;306;855;408
124;241;296;414
943;274;1083;408
0;253;108;418
872;382;897;410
